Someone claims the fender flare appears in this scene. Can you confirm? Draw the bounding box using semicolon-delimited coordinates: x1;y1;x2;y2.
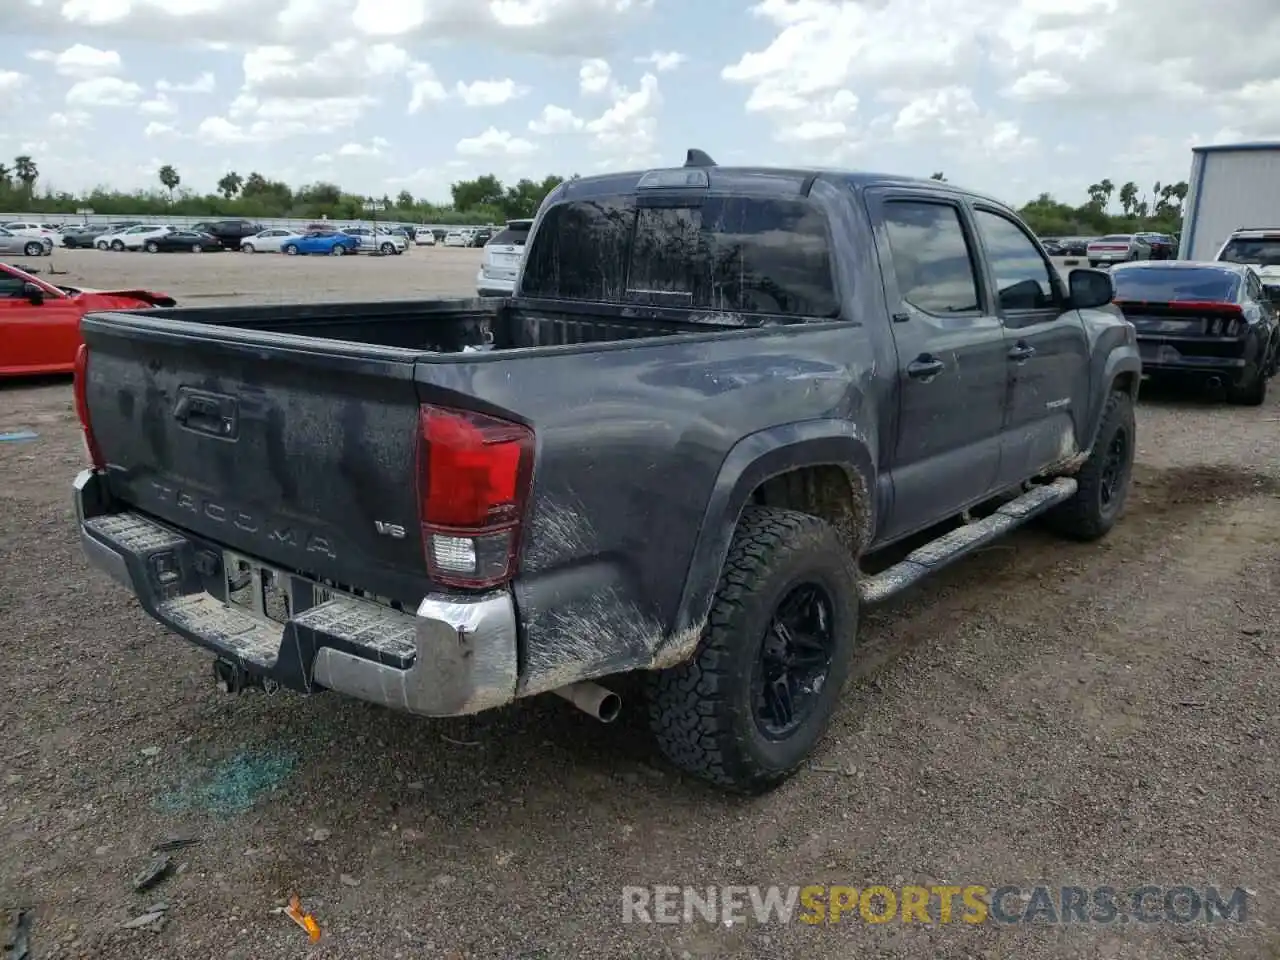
671;420;877;635
1085;345;1141;452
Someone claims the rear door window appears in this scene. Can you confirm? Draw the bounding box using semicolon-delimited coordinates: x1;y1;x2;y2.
880;200;982;315
521;196;839;317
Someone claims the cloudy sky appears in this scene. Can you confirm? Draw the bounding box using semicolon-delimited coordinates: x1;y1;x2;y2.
2;0;1277;207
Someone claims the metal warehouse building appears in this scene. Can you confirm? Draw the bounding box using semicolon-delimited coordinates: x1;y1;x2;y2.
1180;141;1280;261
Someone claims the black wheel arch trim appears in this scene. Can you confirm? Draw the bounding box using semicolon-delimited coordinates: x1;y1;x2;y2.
672;421;876;636
1084;346;1141;453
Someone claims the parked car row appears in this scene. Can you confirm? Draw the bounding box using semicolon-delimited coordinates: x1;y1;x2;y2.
1040;232;1179;264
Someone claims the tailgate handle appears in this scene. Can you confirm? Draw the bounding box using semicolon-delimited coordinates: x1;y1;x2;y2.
174;389;238;439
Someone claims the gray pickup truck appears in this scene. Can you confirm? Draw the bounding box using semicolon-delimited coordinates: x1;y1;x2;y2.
73;151;1140;793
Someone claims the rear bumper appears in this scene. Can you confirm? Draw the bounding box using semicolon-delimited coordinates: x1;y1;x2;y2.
74;469;519;717
1136;337;1251;379
476;269;516;297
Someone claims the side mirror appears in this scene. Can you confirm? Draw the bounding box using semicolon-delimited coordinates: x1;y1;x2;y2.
22;282;44;305
1067;268;1114;310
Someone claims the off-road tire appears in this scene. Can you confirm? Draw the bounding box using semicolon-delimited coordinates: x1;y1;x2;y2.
1227;367;1268;406
646;506;859;793
1044;390;1135;541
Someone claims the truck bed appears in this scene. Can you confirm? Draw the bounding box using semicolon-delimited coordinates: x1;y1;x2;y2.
117;298;771;355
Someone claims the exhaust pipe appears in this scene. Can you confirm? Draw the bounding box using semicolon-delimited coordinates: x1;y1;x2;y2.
1206;375;1223;390
553;681;622;723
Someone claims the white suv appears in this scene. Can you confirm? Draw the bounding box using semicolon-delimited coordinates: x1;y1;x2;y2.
1216;228;1280;294
475;219;533;296
96;224;175;251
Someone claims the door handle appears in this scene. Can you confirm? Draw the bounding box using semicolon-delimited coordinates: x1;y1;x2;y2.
1007;342;1036;362
906;356;945;380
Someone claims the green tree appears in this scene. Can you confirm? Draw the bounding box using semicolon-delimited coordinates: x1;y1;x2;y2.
0;163;9;189
930;171;946;181
158;164;180;201
13;155;38;193
1118;181;1138;217
217;171;243;199
450;174;505;211
396;189;414;209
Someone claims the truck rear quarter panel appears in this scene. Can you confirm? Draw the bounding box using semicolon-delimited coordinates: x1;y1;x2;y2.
416;319;883;696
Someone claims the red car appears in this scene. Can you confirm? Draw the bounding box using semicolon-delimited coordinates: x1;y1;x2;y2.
0;261;175;377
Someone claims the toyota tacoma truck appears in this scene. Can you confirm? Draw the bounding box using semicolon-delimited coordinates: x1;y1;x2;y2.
73;151;1140;793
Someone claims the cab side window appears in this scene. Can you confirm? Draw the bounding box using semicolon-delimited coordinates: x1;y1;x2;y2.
881;201;982;315
974;209;1056;311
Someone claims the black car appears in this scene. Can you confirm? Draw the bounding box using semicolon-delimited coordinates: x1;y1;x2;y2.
142;230;223;253
189;219;264;249
1056;236;1090;256
1136;233;1176;260
1040;237;1065;255
1110;260;1279;404
469;228;493;247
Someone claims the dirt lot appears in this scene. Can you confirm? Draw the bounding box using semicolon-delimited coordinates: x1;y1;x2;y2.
2;251;1279;959
17;244;488;303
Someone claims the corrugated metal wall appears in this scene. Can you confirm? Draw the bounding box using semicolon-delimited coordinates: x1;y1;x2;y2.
1182;147;1280;260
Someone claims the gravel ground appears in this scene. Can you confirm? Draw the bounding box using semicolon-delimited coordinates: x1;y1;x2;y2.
1;251;1279;959
14;244;487;303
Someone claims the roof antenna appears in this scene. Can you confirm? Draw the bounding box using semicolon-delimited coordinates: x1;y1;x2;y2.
684;148;716;168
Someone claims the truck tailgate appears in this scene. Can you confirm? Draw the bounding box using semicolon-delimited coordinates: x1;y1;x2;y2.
80;313;429;603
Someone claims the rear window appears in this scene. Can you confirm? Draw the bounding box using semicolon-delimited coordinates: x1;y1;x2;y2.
489;224;531;246
520;196;839;317
1219;236;1280;266
1099;235;1131;242
1112;267;1240;303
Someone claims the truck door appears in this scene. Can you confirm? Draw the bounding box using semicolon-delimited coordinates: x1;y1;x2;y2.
866;190;1007;542
968;205;1090;485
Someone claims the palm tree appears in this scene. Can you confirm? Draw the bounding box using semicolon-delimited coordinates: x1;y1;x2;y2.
217;171;243;199
158;164;180;201
13;155;38;193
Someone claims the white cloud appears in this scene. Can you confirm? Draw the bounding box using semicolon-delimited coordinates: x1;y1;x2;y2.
139;95;177;116
66;76;143;107
336;137;391;157
0;72;27;98
455;78;529;107
456;127;536;157
528;104;584;135
584;73;660;165
29;44;122;79
1002;70;1070;101
144;121;176;137
156;71;216;93
579;58;612;95
48;111;92;129
408;63;447;113
635;51;685;72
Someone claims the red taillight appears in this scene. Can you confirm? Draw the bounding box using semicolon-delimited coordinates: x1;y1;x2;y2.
416;404;534;588
73;343;105;469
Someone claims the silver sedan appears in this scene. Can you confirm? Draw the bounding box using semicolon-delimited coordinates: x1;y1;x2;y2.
0;227;54;257
239;228;302;254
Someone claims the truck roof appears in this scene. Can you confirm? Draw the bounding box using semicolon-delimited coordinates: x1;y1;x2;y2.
554;163;1013;210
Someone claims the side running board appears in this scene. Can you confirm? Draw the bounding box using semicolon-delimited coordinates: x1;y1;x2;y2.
858;477;1077;605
